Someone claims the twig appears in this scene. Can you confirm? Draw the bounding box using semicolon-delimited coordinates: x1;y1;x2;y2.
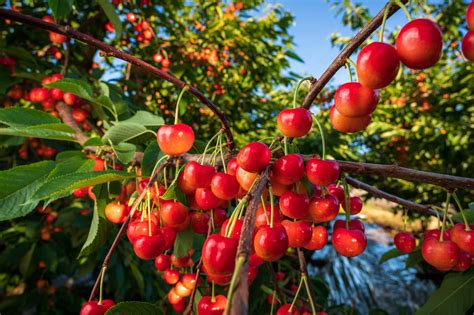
63;39;71;75
56;102;89;144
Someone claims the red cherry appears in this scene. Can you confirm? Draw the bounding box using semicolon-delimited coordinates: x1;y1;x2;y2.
105;21;115;33
333;219;365;232
279;191;310;219
468;3;474;31
254;224;289;262
72;187;88;198
220;218;243;239
133;234;165;260
277;108;312;138
305;158;340;187
153;53;163;63
308;195;339;223
236;167;258;191
154;254;171;271
202;234;238;275
395;19;442;69
356;42;400;89
454;252;472;272
329;106;371;133
281;220;312;248
270;179;290;197
462;31;474;62
210;172;240;200
63;92;78;106
105;201;129;224
267;293;278;305
29;88;50;103
423;229;450;241
342;196;363;215
449;224;474;255
328;184;344;204
178;172;196;194
202;264;232;285
50;88;64;101
236;142;271;173
197;295;227;315
213;208;227;228
160;201;189;228
272;154;305;185
162;59;171;67
159;226;177;250
168;287;183;305
334;82;379;117
255;203;281;227
157;124;195;156
171;253;191;269
183;161;216;189
394;232;417;254
164;269;180;285
172;299;187;313
277;304;300;315
80;300;115;315
126;220;159;243
126;12;137;23
195;187;222;210
421;238;460;271
175;280;192;297
72;108;88;123
304;225;328;250
190;211;210;234
226;158;239;176
49;32;66;45
332;227;367;257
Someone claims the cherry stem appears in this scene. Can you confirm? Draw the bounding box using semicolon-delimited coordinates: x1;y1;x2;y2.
200;130;223;163
452;192;471;231
393;0;412;21
269;185;275;228
218;133;227;173
174;85;189;125
289;276;305;312
147;191;152;237
379;0;411;42
98;266;107;305
225;196;249;237
283;136;289;155
346;58;357;82
342;176;351;229
211;281;215;303
292;76;314;109
403;208;408;231
439;193;452;242
302;275;317;315
270;290;277;315
345;63;353;82
261;196;270;225
224;255;246;315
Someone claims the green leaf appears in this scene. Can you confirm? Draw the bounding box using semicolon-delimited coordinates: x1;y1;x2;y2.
110;142;136;164
0;123;77;142
405;249;423;268
0;161;56;221
102;122;150;145
173;228;194;258
19;242;36;277
122;111;164;127
79;202;111;257
45;78;93;100
0;108;61;128
48;0;73;20
285;50;304;63
452;210;474;224
55;150;86;161
129;264;145;297
105;302;162;315
141;141;163;177
82;137;103;147
49;157;94;178
416;269;474;315
379;248;405;264
97;0;123;40
0;68;20;95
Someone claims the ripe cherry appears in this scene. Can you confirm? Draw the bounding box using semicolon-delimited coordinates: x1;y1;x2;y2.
105;201;129;224
236;142;271;172
159;226;177;250
72;108;88;123
421;237;460;271
49;32;66;45
304;225;328;250
213;208;227;228
197;295;227;315
50;88;64;101
202;234;238;275
279;191;310;219
334;82;379;117
157;124;195;156
181;273;199;290
133;234;165;260
423;229;450;241
183;161;216;189
309;195;339;223
306;158;340;187
328;184;345;204
356;42;400;89
168;287;183;305
236;167;258;191
462;31;474;62
73;187;88;198
254;224;289;262
127;220;159;243
126;12;137;23
395;19;442;69
272;154;305;185
332;227;367;257
277;107;312;138
468;3;474;31
178;172;196;194
329;106;371;133
80;300;115;315
63;92;78;106
160;201;189;228
226;158;239;176
154;254;171;271
210;172;240;200
29;88;50;103
202;264;232;285
342;196;363;215
277;304;300;315
454;252;472;272
270;179;290;197
281;220;312;248
255;203;281;227
334;219;365;232
172;253;191;268
164;269;180;285
190;211;210;234
220;218;243;239
195;187;222;210
153;53;163;63
394;232;417;254
449;224;474;255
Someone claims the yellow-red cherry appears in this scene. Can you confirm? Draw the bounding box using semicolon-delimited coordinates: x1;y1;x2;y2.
277;107;312;138
157;124;195;156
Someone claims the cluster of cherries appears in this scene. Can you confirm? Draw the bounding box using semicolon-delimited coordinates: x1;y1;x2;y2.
18;138;56;160
462;2;474;62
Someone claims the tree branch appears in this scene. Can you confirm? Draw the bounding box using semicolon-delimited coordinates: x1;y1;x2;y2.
56;102;89;144
0;9;235;152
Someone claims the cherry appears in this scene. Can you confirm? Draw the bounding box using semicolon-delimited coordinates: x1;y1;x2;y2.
183;161;216;189
164;269;180;285
395;19;442;69
168;287;183;305
423;229;450;241
236;166;258;191
462;31;474;62
80;300;115;315
356;42;400;89
270;179;290;197
73;187;89;198
236;142;271;172
332;227;367;257
468;3;474;31
202;264;232;285
213;208;228;228
342;196;363;215
210;172;240;200
277;304;300;315
157;124;195;156
272;154;305;185
202;234;238;275
306;158;340;187
126;220;159;243
327;184;344;204
63;92;78;106
279;191;310;219
304;225;328;250
226;158;239;176
197;295;227;315
181;273;199;290
195;187;222;210
175;280;192;297
255;203;281;227
104;201;129;224
454;252;472;272
334;82;379;117
172;253;191;268
159;226;177;250
394;232;417;254
126;12;137;23
329;106;371;133
172;299;187;313
309;195;339;223
29;88;50;103
154;254;171;271
178;172;196;194
162;59;171;67
153;53;163;63
90;156;105;172
133;234;165;260
160;201;189;228
190;211;210;234
277;107;312;138
334;219;365;232
220;218;243;239
281;220;312;248
253;224;289;262
421;237;460;271
449;224;474;255
49;32;66;45
105;21;115;33
267;293;278;305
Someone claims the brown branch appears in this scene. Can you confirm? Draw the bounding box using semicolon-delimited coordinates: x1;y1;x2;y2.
302;0;409;108
55;102;89;144
63;39;71;75
0;9;235;152
230;166;271;315
88;159;173;301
